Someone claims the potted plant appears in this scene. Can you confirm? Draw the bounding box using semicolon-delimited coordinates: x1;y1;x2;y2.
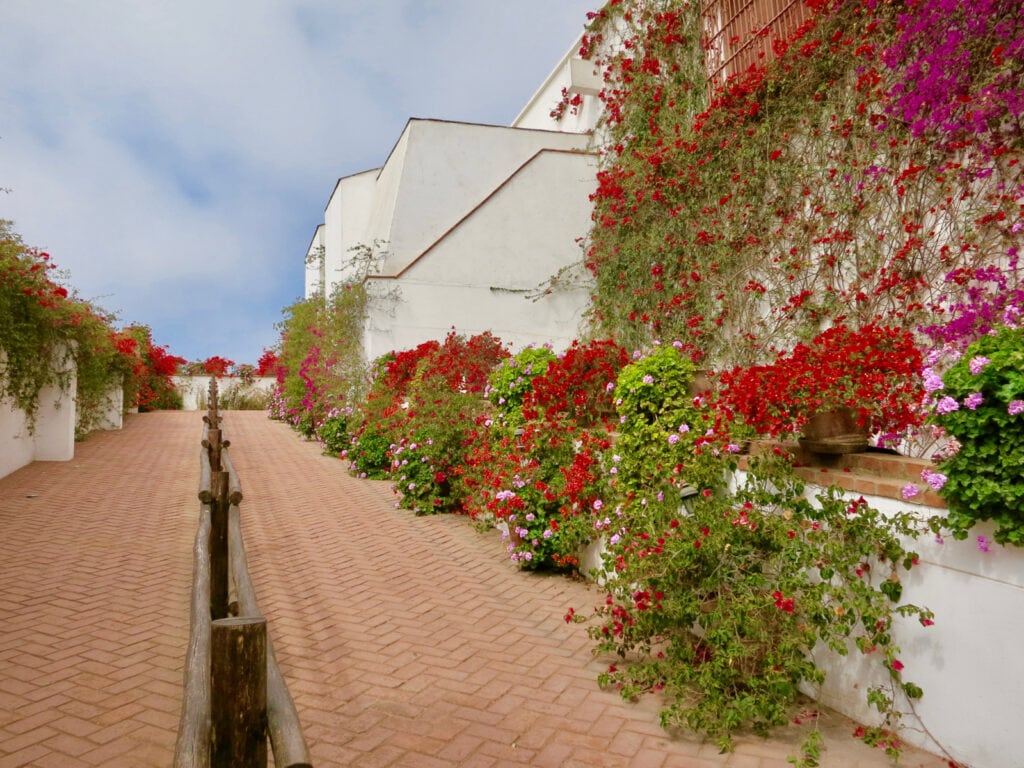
719;324;925;452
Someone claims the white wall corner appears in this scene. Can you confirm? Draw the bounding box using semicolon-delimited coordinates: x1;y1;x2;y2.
32;376;77;462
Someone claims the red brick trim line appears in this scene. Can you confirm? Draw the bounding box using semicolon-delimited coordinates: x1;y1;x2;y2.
739;441;946;508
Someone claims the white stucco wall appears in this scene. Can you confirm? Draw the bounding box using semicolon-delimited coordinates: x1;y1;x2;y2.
384;122;590;275
0;350;77;479
322;169;380;292
811;493;1021;768
173;375;277;412
309;120;597;359
722;474;1024;768
305;224;325;298
361;148;597;360
81;385;124;431
328;120;591;295
360;128;410;278
0;398;38;479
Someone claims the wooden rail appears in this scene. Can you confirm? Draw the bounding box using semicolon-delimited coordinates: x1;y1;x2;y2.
173;503;212;768
174;379;312;767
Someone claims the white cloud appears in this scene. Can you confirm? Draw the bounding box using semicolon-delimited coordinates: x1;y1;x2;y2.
0;0;595;364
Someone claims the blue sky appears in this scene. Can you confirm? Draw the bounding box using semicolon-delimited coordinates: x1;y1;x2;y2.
0;1;596;365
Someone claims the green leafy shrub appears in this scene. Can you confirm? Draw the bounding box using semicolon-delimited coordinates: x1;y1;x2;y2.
389;374;487;515
346;423;392;479
486;346;557;418
932;326;1024;544
584;450;933;756
275;282;367;431
316;408;351;455
612;344;726;497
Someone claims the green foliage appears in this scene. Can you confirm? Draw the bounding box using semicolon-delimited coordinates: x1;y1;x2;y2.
0;220;165;431
494;419;596;569
486;346;557;418
347;423;391;479
0;221;77;422
934;327;1024;544
382;335;506;514
72;312;137;437
390;374;487;515
612;344;725;495
588;450;932;753
275;281;368;429
316;409;350;455
276;295;320;416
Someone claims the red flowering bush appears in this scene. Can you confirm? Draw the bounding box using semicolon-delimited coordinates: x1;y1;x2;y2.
255;348;280;377
351;332;509;513
719;324;925;440
462;418;614;570
521;339;629;427
0;221;174;426
574;0;1021;370
387;375;488;514
199;355;235;377
376;340;440;395
462;339;627;569
122;324;186;411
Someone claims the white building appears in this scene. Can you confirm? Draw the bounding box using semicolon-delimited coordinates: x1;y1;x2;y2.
304;38;605;360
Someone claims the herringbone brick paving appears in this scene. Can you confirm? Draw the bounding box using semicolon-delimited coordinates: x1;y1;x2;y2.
0;412;195;767
0;411;950;767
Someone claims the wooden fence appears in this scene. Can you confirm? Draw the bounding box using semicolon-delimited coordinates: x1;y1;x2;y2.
701;0;808;85
174;379;312;768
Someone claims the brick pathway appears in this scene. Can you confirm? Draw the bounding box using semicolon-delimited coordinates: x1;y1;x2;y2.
0;411;950;767
0;412;196;767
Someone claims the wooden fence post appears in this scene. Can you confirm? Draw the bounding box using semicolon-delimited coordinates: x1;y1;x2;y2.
209;470;229;620
210;617;267;767
205;377;229;620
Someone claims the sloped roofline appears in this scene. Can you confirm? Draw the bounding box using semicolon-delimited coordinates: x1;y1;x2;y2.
363;147;595;283
374;116;592;182
324;168;381;216
305;223;324;257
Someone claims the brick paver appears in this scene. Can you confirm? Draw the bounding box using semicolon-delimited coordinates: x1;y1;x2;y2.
0;411;951;767
0;412;196;767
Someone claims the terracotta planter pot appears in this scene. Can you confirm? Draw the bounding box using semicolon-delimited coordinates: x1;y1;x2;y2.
798;407;869;454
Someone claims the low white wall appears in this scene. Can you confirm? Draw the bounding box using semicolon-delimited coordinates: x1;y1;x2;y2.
806;490;1020;768
95;385;124;430
173;376;276;411
724;474;1021;768
0;397;38;479
579;476;1019;768
76;384;124;432
0;355;78;479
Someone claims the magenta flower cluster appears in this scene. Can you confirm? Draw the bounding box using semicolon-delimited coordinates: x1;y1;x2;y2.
877;0;1024;153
